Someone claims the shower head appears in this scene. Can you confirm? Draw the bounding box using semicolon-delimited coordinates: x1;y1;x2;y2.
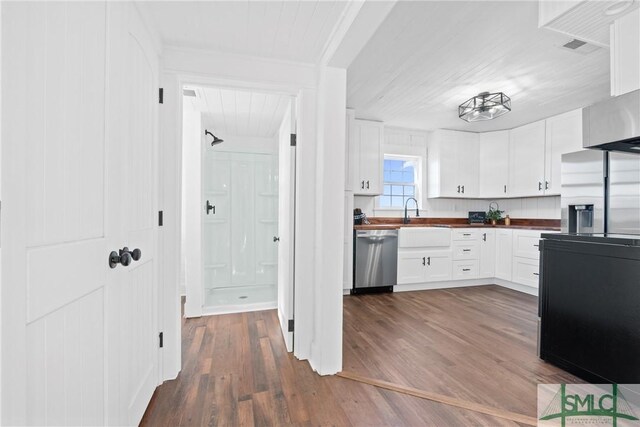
205;129;224;146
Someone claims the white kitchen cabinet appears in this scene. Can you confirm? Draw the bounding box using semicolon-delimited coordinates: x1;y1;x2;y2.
452;260;479;280
353;119;383;195
479;131;510;198
452;241;479;260
611;8;640;97
544;109;583;195
495;229;513;281
427;130;479;198
397;250;452;284
479;229;496;278
512;257;541;288
513;229;542;259
508;120;546;197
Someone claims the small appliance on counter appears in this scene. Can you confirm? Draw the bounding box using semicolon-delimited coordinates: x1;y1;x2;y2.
468;211;486;224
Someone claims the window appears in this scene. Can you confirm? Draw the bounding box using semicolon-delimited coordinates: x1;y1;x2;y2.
378;156;420;208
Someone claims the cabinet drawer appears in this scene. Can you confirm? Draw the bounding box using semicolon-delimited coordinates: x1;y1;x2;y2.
512;257;540;288
452;229;480;241
452;241;479;260
452;260;479;280
513;231;542;260
398;227;451;248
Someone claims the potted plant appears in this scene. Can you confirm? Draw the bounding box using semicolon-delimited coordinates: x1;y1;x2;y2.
486;203;504;226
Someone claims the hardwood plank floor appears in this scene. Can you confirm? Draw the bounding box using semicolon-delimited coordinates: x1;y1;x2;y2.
140;285;580;426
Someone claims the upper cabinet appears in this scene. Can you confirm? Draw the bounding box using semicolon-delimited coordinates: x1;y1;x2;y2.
427;130;479;198
508;120;547;197
544;109;583;195
352;119;383;196
611;9;640;96
479;131;510;198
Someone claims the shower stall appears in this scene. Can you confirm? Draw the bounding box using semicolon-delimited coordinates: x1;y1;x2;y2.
202;150;279;314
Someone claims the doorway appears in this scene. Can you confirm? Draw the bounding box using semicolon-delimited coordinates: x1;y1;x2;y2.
180;85;296;347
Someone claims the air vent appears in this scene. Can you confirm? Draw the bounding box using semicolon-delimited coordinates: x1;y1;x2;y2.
563;39;587;50
183;89;197;97
559;38;601;55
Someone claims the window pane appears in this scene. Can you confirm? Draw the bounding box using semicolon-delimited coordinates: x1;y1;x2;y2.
384;170;392;182
379;196;390;208
383;185;391;196
392;185;403;196
391;196;404;207
389;171;403;182
405;186;415;196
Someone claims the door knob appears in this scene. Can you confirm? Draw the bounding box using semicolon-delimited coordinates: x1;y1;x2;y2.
206;200;215;215
109;247;142;269
273;236;280;242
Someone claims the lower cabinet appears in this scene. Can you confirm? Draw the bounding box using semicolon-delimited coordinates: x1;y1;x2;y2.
495;229;513;281
397;250;452;284
512;257;541;288
479;230;496;278
452;260;479;280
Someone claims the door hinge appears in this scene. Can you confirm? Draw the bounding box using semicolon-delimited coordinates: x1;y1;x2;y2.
290;134;297;147
159;88;164;104
287;319;294;332
159;332;164;348
158;210;164;227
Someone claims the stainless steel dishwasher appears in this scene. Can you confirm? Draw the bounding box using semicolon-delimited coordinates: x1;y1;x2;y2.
352;229;398;294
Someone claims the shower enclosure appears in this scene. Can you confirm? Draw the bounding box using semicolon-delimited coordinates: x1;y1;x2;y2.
202;150;279;314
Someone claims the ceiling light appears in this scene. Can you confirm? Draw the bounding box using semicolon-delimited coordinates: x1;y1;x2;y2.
459;91;511;122
604;0;635;16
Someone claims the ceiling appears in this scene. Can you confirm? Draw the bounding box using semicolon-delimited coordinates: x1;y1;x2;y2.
347;1;612;132
184;86;290;139
138;1;347;63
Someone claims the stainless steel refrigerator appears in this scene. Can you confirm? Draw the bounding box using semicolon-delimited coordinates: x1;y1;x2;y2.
561;149;640;235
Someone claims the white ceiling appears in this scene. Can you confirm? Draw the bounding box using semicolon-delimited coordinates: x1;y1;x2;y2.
138;1;347;63
347;1;612;132
185;86;290;139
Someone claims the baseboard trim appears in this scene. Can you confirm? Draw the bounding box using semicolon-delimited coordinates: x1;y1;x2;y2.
343;279;537;296
337;370;537;426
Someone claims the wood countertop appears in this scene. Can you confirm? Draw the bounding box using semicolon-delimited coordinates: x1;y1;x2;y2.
353;217;561;232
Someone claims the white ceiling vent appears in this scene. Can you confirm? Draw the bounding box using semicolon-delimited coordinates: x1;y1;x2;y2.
559;38;602;55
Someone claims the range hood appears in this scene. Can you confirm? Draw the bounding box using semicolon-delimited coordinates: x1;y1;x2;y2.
583;89;640;154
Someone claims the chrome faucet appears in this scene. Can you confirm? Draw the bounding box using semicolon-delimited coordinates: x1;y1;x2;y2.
404;197;420;224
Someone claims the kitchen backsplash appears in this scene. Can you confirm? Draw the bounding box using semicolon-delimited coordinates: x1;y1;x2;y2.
353;195;561;219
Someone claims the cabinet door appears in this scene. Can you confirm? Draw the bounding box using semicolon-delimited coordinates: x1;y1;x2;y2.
457;132;479;197
355;119;383;195
544;109;583;195
513;230;542;260
512;257;540;288
479;230;496;278
611;9;640;96
508;120;546;197
428;130;460;197
397;251;427;284
424;253;452;282
495;229;513;281
479;131;509;198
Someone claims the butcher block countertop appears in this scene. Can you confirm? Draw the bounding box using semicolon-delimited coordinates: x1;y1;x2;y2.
353;217;561;232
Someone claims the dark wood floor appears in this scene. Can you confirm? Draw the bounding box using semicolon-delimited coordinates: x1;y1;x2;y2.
140;285;580;426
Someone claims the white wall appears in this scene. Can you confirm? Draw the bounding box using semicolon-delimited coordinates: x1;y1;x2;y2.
354;126;561;220
160;47;346;376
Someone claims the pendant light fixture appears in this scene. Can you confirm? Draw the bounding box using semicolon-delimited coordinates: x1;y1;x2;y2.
458;91;511;122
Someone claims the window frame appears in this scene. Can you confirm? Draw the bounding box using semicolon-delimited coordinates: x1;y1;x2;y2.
376;154;422;210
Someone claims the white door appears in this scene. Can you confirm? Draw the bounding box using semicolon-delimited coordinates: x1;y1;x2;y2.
495;229;513;281
509;120;546;197
479;131;510;198
424;253;452;282
397;252;427;285
278;99;295;351
479;230;496;278
2;3;158;425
